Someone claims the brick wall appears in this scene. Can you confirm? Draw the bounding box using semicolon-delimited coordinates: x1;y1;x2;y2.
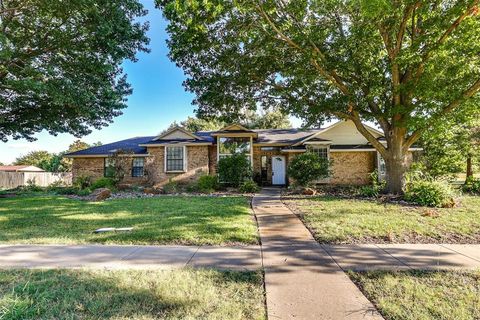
72;157;148;184
252;146;295;185
72;158;104;181
329;151;375;185
208;145;217;174
146;145;209;187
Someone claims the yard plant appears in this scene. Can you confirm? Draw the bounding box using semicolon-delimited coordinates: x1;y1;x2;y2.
288;152;329;187
218;154;253;187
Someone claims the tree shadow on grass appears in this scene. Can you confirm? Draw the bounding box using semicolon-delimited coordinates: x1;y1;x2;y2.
0;268;264;320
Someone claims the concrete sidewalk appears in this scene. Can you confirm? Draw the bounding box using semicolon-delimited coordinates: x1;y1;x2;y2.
253;188;382;320
0;245;261;270
322;243;480;271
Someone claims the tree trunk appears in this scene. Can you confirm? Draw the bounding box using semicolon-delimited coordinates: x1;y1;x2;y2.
384;156;409;194
466;156;473;180
384;130;409;194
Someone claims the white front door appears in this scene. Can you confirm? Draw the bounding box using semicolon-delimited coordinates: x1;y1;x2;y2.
272;156;286;185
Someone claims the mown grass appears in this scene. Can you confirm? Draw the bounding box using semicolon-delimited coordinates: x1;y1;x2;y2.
0;195;258;245
284;196;480;243
0;268;265;320
349;270;480;320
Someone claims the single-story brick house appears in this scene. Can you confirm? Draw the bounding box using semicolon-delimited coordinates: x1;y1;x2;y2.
65;120;420;186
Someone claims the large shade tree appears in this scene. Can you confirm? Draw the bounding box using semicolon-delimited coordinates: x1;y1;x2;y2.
0;0;149;142
158;0;480;193
421;109;480;179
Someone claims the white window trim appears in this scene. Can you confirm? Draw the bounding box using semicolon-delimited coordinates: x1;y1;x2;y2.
164;145;187;173
308;144;330;160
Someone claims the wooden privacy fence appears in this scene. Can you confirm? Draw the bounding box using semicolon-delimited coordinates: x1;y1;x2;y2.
0;172;72;189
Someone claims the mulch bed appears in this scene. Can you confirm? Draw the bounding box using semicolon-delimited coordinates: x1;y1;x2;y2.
67;190;254;201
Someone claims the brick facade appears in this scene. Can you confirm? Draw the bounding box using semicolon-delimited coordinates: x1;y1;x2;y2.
72;147;386;187
145;145;209;187
72;145;210;187
329;151;376;185
72;158;104;181
72;157;148;185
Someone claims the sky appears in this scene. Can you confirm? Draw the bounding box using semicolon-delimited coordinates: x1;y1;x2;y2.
0;0;303;165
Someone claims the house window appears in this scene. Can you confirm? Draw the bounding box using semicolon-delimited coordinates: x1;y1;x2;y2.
166;146;185;172
104;158;115;177
218;137;252;162
309;146;329;159
132;158;144;177
260;155;268;185
377;153;386;180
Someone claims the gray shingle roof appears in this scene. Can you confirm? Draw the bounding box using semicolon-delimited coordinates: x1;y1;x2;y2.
253;128;321;144
65;128;325;156
65;136;155;156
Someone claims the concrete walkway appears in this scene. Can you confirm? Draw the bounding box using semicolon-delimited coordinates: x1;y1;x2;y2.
322;243;480;271
0;245;261;270
253;188;382;320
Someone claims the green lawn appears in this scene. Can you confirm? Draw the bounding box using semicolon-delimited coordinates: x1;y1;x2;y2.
349;270;480;320
284;195;480;243
0;268;265;320
0;195;258;245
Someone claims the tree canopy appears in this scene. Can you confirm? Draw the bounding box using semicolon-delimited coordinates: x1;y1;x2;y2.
164;109;292;134
421;108;480;179
13;140;101;172
0;0;149;142
158;0;480;193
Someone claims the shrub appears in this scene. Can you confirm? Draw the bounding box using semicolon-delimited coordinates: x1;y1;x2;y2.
75;188;92;196
53;187;80;195
163;179;179;194
90;177;116;190
462;177;480;194
23;179;44;192
197;175;218;193
404;180;456;207
217;154;252;187
288;152;330;187
239;180;260;193
74;175;92;190
359;185;379;198
359;170;386;198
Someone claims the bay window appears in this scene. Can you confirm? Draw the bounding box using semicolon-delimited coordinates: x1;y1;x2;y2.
218;137;252;161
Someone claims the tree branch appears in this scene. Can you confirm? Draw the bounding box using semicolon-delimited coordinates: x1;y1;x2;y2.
413;0;479;82
350;111;387;157
405;77;480;149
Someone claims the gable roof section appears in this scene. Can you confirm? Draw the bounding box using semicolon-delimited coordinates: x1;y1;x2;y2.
295;120;384;146
153;126;203;141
